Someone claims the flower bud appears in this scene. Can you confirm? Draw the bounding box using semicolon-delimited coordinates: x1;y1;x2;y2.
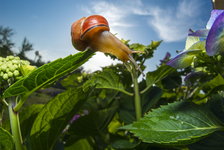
13;70;20;77
20;65;36;76
1;65;7;71
3;74;8;80
8;71;13;77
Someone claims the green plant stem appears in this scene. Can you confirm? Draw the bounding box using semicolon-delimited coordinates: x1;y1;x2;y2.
129;64;142;121
14;94;28;112
8;99;24;150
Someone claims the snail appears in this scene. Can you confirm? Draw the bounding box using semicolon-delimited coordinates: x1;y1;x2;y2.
71;15;143;74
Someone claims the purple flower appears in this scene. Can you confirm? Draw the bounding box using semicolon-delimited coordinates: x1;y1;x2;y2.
188;29;209;37
70;114;81;123
160;52;171;64
167;9;224;69
206;11;224;56
206;9;224;29
166;50;202;69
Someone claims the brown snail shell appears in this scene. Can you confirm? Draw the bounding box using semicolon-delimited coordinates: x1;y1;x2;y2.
71;15;144;74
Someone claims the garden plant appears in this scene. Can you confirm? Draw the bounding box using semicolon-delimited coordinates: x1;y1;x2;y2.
1;7;224;150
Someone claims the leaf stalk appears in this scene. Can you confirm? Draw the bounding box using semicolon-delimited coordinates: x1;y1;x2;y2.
8;98;24;150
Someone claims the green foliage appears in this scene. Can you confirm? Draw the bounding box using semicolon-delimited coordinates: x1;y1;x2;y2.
3;50;94;98
19;104;44;138
121;101;224;146
83;68;132;95
189;132;224;150
0;127;14;150
68;106;117;137
30;88;90;150
130;40;162;61
64;138;93;150
145;65;175;91
111;139;140;149
2;19;224;150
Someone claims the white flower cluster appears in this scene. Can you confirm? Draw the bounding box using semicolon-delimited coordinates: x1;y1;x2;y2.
0;56;30;81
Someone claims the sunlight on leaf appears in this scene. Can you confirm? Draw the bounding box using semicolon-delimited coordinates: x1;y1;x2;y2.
3;50;94;98
83;68;132;96
121;101;224;146
30;88;90;150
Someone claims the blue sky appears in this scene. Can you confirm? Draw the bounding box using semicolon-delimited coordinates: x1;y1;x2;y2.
0;0;212;72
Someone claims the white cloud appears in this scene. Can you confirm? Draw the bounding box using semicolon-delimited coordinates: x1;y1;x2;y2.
83;0;151;28
82;52;120;72
78;0;201;71
148;0;200;42
83;1;131;28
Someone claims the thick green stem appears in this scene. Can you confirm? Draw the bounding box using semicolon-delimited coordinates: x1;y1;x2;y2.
130;64;142;121
8;99;24;150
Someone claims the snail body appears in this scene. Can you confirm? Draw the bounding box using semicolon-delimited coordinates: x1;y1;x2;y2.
71;15;143;73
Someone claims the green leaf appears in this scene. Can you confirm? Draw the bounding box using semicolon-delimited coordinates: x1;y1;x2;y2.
83;68;132;96
130;40;162;60
68;106;117;137
142;65;175;93
30;87;90;150
142;87;162;114
65;139;93;150
204;74;224;88
0;127;14;150
189;131;224;150
121;101;224;146
20;104;44;138
111;139;140;149
3;50;94;98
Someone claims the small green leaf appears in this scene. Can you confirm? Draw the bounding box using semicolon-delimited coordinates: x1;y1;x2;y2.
121;101;224;146
142;87;162;114
142;65;175;93
30;88;90;150
65;139;93;150
3;50;94;98
111;139;140;149
20;104;44;138
68;106;117;137
130;40;162;60
204;74;224;88
189;131;224;150
0;127;14;150
84;68;132;96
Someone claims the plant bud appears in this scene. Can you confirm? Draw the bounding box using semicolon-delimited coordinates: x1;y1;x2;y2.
13;70;20;77
14;56;20;60
12;60;19;64
3;74;8;80
7;56;14;60
8;71;13;77
0;72;3;77
1;65;7;71
20;65;36;76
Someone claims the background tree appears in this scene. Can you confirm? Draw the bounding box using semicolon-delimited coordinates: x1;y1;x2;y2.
17;37;33;60
0;26;45;66
0;26;14;57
